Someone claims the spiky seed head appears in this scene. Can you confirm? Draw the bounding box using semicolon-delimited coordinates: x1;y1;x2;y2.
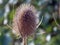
13;3;38;37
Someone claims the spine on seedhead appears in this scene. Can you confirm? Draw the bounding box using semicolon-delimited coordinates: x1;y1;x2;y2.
13;3;38;38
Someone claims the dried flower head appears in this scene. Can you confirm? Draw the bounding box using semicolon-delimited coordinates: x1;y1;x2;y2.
13;3;38;37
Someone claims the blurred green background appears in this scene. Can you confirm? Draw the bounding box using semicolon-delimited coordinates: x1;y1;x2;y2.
0;0;60;45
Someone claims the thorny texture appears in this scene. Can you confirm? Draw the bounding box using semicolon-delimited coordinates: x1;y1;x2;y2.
13;4;37;37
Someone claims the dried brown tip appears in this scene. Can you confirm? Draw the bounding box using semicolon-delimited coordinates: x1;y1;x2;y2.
13;3;38;37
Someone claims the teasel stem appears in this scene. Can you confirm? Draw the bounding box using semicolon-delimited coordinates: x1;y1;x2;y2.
23;37;28;45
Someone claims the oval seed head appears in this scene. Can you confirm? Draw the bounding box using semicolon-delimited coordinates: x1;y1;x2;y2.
13;3;38;37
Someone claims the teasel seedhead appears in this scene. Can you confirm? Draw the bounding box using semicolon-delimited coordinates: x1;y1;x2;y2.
13;3;38;37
